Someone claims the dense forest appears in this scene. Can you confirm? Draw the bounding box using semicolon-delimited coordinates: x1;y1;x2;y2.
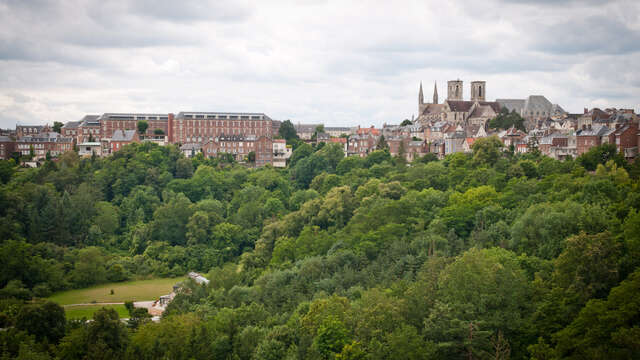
1;138;639;359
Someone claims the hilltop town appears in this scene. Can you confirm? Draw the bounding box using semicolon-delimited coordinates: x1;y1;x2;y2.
1;79;638;166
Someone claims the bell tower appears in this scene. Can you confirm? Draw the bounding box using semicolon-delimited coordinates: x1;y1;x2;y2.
447;80;463;101
471;81;486;101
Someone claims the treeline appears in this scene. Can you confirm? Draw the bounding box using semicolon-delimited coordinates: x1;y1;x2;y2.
0;138;639;359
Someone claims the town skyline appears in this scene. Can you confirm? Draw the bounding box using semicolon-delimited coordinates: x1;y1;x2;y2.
1;0;639;128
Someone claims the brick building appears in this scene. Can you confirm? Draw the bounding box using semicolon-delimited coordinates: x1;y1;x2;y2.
15;133;73;160
576;124;609;156
0;136;15;160
170;112;272;145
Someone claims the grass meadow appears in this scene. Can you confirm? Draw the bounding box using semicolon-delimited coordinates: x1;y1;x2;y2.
48;277;185;305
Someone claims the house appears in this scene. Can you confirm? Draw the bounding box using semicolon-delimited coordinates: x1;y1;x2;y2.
0;136;15;160
272;139;292;168
77;142;103;157
329;137;348;154
444;128;466;155
347;133;377;157
110;129;139;153
608;123;639;160
576;124;609;156
14;132;73;160
325;127;351;137
180;143;202;158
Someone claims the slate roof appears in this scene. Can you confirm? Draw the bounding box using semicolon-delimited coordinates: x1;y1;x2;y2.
112;129;137;141
62;120;83;129
576;125;609;137
496;99;525;113
446;100;474;112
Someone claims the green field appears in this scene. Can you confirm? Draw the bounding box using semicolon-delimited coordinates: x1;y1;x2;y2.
48;277;184;305
65;304;129;320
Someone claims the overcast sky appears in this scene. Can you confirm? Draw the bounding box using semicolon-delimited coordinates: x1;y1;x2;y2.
1;0;639;128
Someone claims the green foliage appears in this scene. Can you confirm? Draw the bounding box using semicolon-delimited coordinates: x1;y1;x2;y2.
0;139;636;359
577;143;625;171
278;120;299;141
489;108;525;131
137;120;148;135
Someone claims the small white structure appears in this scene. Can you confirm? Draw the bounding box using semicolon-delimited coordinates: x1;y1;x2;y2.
272;139;292;168
188;271;210;285
78;142;103;157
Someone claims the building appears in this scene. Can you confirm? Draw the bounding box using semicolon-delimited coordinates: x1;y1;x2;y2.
77;142;103;157
608;123;639;160
100;113;169;140
418;80;501;128
272;139;292;168
294;123;321;140
347;133;377;157
201;134;273;166
110;129;139;154
15;132;73;160
496;96;566;130
171;112;272;145
444;128;466;155
325;127;351;137
576;124;609;156
16;125;46;139
0;136;15;160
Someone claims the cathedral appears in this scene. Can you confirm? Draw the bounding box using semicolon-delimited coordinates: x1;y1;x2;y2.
417;80;501;129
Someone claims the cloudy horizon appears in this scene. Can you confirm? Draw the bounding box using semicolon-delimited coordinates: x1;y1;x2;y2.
1;0;639;128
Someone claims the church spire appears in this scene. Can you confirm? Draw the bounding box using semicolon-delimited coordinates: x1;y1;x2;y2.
418;82;424;105
433;81;438;104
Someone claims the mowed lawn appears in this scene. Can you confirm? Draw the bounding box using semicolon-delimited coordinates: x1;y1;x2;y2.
65;304;129;320
48;277;185;305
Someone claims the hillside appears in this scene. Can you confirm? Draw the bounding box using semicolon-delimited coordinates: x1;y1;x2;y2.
0;140;639;359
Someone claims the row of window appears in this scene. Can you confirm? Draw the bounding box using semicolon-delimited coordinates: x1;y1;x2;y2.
177;120;268;127
182;114;263;120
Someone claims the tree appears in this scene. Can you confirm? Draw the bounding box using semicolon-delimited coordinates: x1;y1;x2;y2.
313;316;350;358
137;120;149;135
552;269;640;359
153;128;164;135
376;135;389;150
86;307;129;358
400;119;412;126
489;108;525;131
577;143;625;171
247;151;256;164
15;301;66;343
471;136;503;167
278;120;298;141
52;121;64;133
175;158;193;178
425;248;531;358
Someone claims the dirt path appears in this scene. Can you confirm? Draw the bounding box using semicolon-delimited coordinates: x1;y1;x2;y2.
63;301;154;308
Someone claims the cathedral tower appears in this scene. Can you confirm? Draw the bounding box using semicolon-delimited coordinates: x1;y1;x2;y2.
433;82;438;104
419;82;426;115
471;81;486;101
447;80;463;101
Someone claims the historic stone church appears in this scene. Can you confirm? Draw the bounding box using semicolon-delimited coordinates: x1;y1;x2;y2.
417;80;501;129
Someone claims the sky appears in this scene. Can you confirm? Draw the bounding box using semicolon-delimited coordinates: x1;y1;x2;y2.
0;0;639;128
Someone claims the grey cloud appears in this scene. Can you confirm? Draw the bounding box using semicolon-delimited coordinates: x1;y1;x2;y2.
533;15;640;55
128;0;251;23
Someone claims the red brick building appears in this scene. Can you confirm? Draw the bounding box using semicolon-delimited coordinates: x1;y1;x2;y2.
109;130;140;153
0;136;15;160
576;124;609;156
608;123;639;160
201;134;273;166
170;112;272;145
15;133;73;160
